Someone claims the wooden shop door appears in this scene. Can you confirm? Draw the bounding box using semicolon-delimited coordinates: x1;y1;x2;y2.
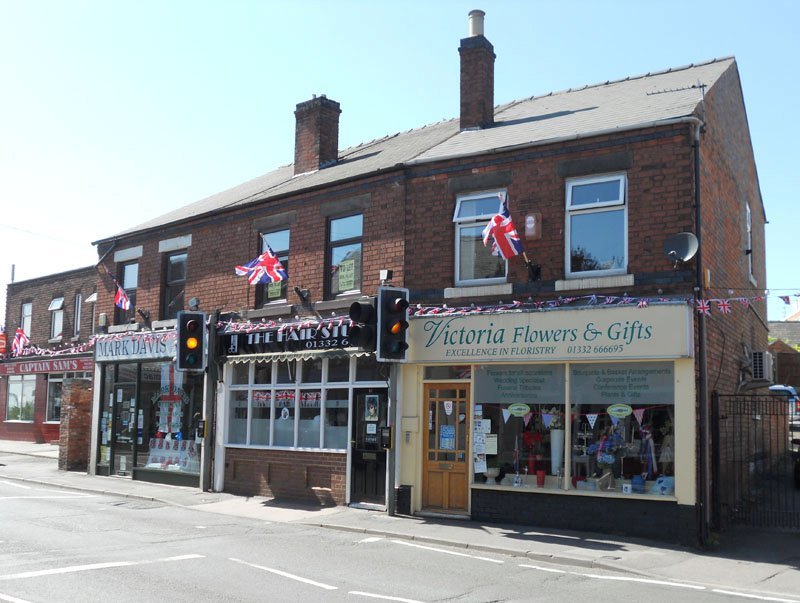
422;384;469;513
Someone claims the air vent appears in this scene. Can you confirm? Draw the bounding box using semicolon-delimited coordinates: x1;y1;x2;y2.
751;351;774;382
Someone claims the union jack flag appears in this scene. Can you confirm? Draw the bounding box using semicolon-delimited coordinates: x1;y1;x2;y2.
235;244;288;285
481;193;524;259
11;328;29;355
716;299;731;314
696;299;711;316
114;285;131;311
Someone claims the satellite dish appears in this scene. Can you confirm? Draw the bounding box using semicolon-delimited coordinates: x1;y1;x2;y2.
663;232;699;264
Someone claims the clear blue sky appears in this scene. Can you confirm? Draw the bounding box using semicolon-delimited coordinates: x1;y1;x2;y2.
1;0;798;324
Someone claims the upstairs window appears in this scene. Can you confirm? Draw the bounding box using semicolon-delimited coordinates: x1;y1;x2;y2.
20;302;32;337
453;190;507;286
49;296;64;340
162;252;187;320
566;174;627;277
73;293;82;338
256;229;290;306
115;262;138;325
328;214;362;297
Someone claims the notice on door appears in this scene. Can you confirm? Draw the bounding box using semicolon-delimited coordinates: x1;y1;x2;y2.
440;424;456;450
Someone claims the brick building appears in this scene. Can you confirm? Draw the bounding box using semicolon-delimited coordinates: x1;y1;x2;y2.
1;266;96;442
87;11;767;544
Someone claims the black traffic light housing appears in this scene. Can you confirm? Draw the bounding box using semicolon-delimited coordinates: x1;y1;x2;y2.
348;298;376;349
176;311;207;372
377;286;409;362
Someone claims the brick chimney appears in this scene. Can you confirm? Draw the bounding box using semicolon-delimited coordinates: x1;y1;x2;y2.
294;95;341;175
459;9;495;130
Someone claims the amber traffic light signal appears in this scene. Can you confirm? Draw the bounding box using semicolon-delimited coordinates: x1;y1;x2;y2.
377;286;409;362
176;311;206;372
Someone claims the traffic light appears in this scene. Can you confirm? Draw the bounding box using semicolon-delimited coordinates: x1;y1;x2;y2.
176;311;207;372
348;298;376;349
377;286;409;362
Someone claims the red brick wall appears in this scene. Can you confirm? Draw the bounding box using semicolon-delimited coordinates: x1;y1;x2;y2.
59;378;93;470
224;447;347;505
4;266;98;347
0;373;61;442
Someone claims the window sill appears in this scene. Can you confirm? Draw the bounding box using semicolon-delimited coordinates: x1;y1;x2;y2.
444;283;512;300
3;420;34;424
555;273;633;292
152;319;177;330
315;295;363;313
245;304;294;320
108;323;141;334
48;337;63;344
470;482;677;501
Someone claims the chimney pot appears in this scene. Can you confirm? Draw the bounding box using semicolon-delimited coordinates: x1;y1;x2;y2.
468;9;485;36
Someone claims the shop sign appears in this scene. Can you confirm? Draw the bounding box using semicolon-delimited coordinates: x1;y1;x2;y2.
607;403;634;418
475;365;566;405
571;362;675;404
0;356;94;376
507;403;531;417
223;323;351;356
408;304;692;364
95;332;177;362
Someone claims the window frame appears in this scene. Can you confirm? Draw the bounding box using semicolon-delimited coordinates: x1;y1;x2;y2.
49;297;64;340
162;251;187;320
453;189;508;287
46;374;63;423
255;228;290;307
326;213;363;298
73;293;82;338
6;374;35;422
115;262;138;325
20;302;32;337
565;173;628;278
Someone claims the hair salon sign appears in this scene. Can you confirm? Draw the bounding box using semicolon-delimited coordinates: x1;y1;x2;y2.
408;304;692;363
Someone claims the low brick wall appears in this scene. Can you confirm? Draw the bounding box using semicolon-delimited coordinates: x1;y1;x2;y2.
472;489;697;546
58;379;93;471
223;447;347;506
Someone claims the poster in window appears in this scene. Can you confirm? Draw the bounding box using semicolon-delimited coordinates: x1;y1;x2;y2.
267;280;283;299
338;259;355;291
440;424;456;450
365;395;379;421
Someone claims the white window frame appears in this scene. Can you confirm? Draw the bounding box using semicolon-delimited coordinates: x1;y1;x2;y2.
453;189;508;287
565;173;628;278
225;356;384;451
21;302;32;337
6;374;35;422
73;294;82;338
49;297;64;340
46;374;64;423
258;228;290;305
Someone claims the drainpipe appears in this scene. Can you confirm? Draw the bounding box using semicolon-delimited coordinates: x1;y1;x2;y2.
692;118;711;547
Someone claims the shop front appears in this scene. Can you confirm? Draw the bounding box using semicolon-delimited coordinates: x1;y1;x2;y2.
400;303;698;543
217;322;388;507
91;330;204;487
0;356;94;443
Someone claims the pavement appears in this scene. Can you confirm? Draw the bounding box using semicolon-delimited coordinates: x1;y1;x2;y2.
1;440;798;599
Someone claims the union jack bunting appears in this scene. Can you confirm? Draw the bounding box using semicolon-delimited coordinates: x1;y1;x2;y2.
696;299;711;316
235;244;288;285
481;192;524;259
716;299;731;314
11;328;29;355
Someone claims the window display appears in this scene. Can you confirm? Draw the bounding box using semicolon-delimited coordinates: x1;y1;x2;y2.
472;361;676;497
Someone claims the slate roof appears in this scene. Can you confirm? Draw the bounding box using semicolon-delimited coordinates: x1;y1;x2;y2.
770;321;800;347
96;57;735;243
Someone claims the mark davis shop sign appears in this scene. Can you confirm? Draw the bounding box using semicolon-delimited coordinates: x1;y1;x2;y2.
0;356;94;376
222;322;352;356
95;331;177;362
407;304;693;364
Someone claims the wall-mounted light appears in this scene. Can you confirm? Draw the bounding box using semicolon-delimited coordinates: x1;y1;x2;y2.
188;297;201;310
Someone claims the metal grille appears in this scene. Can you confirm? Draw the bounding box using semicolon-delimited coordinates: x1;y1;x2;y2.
713;393;800;531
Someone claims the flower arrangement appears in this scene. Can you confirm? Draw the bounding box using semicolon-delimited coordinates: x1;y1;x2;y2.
543;406;564;430
587;427;627;471
522;430;543;453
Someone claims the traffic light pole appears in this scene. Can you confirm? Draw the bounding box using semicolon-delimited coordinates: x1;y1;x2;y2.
386;362;398;516
200;311;218;492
